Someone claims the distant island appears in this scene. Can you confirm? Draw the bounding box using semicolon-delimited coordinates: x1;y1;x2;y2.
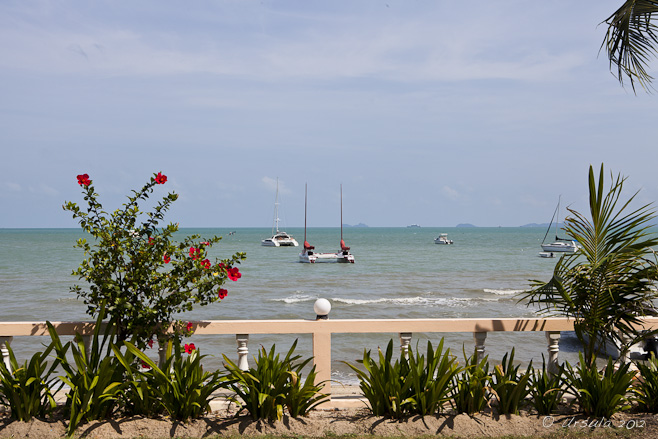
343;223;368;228
456;223;476;228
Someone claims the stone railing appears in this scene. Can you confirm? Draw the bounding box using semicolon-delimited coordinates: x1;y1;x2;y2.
3;317;658;405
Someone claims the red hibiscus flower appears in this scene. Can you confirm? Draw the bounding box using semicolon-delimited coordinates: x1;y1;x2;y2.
184;343;196;354
201;259;211;269
186;322;193;332
163;254;171;264
148;237;155;245
227;267;241;281
189;247;200;260
76;174;91;186
155;172;167;184
217;288;228;300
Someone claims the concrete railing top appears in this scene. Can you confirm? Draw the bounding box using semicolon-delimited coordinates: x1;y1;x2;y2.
3;316;658;337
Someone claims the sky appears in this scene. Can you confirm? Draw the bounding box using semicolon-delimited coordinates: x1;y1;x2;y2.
1;0;657;228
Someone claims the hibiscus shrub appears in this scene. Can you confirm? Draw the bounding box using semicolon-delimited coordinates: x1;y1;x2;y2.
63;172;245;348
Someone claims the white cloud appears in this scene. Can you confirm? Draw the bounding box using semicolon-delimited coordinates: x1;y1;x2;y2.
441;186;459;200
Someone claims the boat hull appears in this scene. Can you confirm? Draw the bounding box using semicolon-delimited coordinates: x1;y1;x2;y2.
540;241;578;252
299;251;355;263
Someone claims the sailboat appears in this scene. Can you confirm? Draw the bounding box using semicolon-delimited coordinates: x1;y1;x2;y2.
299;184;355;263
540;196;578;253
262;178;299;247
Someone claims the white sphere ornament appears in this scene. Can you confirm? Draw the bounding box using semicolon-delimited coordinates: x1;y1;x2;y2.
314;298;331;320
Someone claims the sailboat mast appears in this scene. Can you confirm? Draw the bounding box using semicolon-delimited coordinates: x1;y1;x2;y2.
304;183;308;243
340;184;343;241
273;177;280;234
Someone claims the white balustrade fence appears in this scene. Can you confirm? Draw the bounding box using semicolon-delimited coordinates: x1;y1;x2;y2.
3;317;658;405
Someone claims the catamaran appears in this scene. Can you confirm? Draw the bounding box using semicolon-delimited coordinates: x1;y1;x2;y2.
299;184;355;263
262;178;298;247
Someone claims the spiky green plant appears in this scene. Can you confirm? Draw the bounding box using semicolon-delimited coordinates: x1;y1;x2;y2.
0;342;62;421
222;339;328;421
522;164;658;368
528;355;565;415
490;349;532;415
48;312;125;437
450;347;492;415
124;340;226;421
634;353;658;412
345;338;461;418
564;352;636;417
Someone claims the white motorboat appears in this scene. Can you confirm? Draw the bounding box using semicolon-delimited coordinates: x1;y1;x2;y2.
299;184;355;263
540;196;578;253
434;233;454;245
262;178;298;247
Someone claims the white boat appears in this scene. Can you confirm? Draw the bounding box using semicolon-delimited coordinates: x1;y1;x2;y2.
434;233;454;245
299;184;355;264
262;178;298;247
540;196;578;253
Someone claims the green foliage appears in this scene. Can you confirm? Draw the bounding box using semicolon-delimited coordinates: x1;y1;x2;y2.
528;356;565;415
450;347;492;415
522;165;658;367
602;1;658;93
564;352;636;418
345;338;460;418
490;349;532;415
63;172;245;348
123;340;225;421
404;339;460;416
111;344;163;417
223;340;328;421
634;353;658;412
48;314;126;436
344;339;410;418
0;342;62;421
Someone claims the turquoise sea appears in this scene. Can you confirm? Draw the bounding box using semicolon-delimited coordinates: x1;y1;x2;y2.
0;227;582;383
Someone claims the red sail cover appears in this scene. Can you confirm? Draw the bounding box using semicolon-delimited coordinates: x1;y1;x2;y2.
304;241;315;250
340;239;350;251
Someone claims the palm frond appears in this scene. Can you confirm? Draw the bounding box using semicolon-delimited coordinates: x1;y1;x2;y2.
601;0;658;93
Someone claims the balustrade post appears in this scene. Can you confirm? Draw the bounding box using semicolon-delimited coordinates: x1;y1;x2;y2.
0;336;13;371
473;332;487;363
158;343;167;368
236;334;249;371
617;330;631;365
545;331;561;375
399;332;412;360
312;331;332;399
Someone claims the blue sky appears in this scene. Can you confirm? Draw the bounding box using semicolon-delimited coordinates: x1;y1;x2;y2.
1;1;656;228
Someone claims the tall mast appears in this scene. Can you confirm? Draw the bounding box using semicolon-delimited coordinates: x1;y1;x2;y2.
340;184;343;241
304;183;308;243
274;178;280;233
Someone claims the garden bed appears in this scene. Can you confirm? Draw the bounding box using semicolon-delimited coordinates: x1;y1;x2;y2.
2;405;658;438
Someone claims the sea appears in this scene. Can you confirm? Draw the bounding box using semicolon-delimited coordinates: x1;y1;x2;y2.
0;227;584;383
